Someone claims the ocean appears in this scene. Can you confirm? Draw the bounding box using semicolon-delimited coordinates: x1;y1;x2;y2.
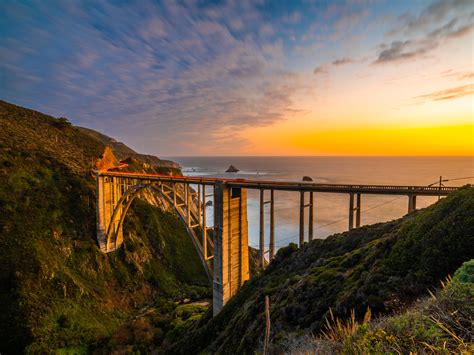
166;156;474;251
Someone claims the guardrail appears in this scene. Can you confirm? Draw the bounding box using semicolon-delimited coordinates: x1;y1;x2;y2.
97;171;460;196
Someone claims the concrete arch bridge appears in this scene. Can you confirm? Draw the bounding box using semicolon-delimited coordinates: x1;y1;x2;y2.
95;170;459;315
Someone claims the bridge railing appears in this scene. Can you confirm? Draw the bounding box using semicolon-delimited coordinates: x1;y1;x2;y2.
97;171;459;196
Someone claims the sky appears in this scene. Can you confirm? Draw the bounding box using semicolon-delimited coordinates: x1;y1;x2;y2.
1;0;473;156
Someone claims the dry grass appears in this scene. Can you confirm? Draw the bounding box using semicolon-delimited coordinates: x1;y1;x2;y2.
317;268;473;354
321;307;372;342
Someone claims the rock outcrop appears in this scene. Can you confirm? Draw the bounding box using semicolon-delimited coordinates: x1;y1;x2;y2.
225;165;239;173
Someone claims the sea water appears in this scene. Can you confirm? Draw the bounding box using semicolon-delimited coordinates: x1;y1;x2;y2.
166;156;474;251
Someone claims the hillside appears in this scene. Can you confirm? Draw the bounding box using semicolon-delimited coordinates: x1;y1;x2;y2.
0;100;210;353
170;186;474;353
76;126;180;170
288;259;473;353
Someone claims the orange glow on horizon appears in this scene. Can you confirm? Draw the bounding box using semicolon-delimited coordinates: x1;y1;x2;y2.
243;123;474;156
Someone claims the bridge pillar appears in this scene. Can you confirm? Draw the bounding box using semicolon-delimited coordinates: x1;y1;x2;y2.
408;194;417;213
259;189;265;268
348;193;355;230
308;191;314;241
355;193;361;228
299;191;305;246
213;182;249;316
96;174;124;252
269;189;275;260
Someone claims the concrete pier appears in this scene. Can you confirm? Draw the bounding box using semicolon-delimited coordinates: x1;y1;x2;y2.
96;174;124;252
213;182;249;316
408;194;417;213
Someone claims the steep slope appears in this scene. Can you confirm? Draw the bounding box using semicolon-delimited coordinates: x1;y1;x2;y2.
0;100;210;353
285;259;473;353
171;186;474;354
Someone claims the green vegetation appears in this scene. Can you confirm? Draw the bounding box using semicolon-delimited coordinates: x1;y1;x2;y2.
169;186;474;354
316;259;474;353
0;100;209;353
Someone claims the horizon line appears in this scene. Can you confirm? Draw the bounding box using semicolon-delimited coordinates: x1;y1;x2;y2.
162;155;474;158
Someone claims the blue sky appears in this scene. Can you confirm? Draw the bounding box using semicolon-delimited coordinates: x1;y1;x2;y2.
1;0;473;155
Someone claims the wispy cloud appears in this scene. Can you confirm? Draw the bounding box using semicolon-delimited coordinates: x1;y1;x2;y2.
374;22;473;64
331;57;354;66
0;0;304;154
374;0;474;64
415;84;474;102
0;0;472;155
389;0;473;35
313;65;328;75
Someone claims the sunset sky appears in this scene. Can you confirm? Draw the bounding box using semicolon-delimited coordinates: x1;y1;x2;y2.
1;0;473;156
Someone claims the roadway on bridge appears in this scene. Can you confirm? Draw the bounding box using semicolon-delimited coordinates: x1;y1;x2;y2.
97;170;459;196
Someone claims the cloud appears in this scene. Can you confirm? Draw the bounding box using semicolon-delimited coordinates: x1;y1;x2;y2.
445;71;474;80
333;9;369;36
313;57;355;76
0;0;305;155
390;0;473;36
313;65;328;75
374;40;427;64
1;0;471;154
415;84;474;102
374;11;474;64
331;57;354;66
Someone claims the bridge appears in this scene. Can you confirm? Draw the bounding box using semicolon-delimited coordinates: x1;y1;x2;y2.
95;170;459;315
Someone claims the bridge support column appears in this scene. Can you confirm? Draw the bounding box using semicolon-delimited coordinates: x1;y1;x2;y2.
259;189;265;268
269;190;275;260
202;185;207;259
308;191;314;241
348;193;354;230
299;191;305;247
96;174;124;252
213;182;249;316
355;193;361;228
186;183;191;226
408;194;417;213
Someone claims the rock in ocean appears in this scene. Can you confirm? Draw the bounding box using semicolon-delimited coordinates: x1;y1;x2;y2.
225;165;240;173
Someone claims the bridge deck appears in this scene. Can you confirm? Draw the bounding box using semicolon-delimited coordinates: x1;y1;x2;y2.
98;171;459;196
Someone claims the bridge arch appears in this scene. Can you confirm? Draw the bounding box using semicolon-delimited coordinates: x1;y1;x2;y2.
103;182;213;283
96;172;251;315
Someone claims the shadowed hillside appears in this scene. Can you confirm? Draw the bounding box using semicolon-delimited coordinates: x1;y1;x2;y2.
0;100;210;353
170;186;474;354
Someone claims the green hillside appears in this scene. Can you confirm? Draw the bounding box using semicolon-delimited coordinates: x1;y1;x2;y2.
0;100;210;353
170;186;474;353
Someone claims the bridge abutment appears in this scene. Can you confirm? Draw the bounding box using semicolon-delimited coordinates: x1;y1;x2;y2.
96;174;124;252
213;182;250;316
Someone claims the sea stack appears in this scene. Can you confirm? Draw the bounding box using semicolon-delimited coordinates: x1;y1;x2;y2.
226;165;239;173
302;176;313;181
